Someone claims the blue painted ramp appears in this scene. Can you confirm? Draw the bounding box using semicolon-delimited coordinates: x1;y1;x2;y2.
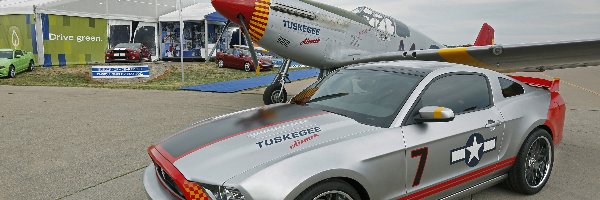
180;69;319;93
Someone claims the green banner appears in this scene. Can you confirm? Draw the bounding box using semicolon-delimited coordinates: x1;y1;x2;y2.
0;14;36;53
42;14;107;66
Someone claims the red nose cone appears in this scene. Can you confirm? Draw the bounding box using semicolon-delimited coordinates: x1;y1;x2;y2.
212;0;256;25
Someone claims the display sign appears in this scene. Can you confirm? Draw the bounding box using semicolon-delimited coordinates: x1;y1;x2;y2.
42;14;108;66
0;15;37;54
91;66;150;78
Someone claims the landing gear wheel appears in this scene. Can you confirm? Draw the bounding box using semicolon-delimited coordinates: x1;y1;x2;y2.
244;62;252;72
263;83;287;105
295;179;361;200
218;60;224;68
505;129;554;194
8;65;15;78
28;61;35;72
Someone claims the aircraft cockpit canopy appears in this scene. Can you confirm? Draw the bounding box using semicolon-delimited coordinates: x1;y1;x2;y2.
352;6;411;38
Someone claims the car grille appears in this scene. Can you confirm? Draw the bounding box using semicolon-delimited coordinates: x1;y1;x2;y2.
112;50;128;59
154;163;185;199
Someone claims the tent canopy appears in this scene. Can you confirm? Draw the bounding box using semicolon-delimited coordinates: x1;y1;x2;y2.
205;12;227;23
0;0;208;22
158;2;216;22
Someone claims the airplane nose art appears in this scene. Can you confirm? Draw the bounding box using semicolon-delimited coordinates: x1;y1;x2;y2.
212;0;270;42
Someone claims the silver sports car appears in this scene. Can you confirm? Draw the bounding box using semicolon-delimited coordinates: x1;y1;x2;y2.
144;61;565;200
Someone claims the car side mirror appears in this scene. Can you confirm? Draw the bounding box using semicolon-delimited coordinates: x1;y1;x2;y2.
414;106;455;123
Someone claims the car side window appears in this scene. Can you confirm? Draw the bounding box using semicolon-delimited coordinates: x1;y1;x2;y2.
15;50;23;56
499;77;525;98
408;74;492;124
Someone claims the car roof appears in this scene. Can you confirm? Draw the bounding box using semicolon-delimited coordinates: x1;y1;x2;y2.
0;49;14;51
346;60;461;76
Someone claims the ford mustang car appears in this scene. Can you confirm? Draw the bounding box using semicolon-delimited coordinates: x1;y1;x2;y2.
105;43;151;63
144;61;565;200
215;47;274;72
0;49;35;78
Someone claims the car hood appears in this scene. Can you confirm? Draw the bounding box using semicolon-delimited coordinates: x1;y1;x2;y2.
0;58;12;65
156;104;378;184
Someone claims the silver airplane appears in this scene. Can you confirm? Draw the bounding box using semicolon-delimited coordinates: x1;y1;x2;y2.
208;0;600;105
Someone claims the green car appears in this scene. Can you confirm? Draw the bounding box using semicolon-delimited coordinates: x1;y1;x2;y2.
0;49;35;78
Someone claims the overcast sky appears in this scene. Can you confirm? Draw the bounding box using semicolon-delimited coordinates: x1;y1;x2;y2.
316;0;600;45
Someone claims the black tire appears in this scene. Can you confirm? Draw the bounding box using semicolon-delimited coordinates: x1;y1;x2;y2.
505;129;554;195
263;83;287;105
244;62;252;72
28;61;35;72
296;179;361;200
8;65;15;78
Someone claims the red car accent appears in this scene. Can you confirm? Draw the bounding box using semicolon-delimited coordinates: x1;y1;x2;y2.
509;75;565;144
399;157;516;200
148;145;209;200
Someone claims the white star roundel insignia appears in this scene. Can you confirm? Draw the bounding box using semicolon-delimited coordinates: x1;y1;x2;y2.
450;133;496;167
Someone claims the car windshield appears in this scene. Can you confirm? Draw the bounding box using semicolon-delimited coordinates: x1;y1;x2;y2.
291;68;423;127
0;51;12;59
115;43;142;49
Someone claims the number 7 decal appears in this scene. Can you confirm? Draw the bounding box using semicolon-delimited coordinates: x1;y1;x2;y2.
411;147;429;187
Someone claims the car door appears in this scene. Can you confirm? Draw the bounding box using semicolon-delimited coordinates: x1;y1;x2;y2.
400;73;505;199
14;50;26;72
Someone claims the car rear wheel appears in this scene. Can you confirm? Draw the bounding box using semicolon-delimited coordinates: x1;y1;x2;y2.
505;129;553;194
28;61;35;72
295;179;361;200
8;65;15;78
244;62;252;72
218;60;224;68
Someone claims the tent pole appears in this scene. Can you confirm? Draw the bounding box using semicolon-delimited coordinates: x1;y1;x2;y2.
178;0;184;84
204;20;209;62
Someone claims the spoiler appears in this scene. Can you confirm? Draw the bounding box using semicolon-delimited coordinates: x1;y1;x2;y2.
509;75;560;92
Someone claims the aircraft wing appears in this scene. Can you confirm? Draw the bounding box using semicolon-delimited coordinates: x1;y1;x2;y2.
341;39;600;73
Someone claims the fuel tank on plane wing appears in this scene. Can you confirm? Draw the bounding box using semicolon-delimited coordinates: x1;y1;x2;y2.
155;104;380;184
212;0;444;69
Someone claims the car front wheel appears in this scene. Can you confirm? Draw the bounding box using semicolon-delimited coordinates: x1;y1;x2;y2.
218;60;224;68
295;179;361;200
505;128;554;194
8;65;16;78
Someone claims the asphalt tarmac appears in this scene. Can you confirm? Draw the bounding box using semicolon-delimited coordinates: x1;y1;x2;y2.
0;66;598;200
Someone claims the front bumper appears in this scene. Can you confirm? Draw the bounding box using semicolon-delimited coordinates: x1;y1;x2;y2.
143;164;180;200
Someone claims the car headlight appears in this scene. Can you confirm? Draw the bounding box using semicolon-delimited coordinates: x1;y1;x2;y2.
220;187;245;200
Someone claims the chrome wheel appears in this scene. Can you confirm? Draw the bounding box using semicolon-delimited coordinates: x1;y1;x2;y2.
313;191;353;200
28;62;34;71
244;63;251;72
218;60;224;68
524;136;552;188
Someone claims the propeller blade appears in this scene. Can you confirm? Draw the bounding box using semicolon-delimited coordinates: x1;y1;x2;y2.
238;15;260;75
207;20;231;62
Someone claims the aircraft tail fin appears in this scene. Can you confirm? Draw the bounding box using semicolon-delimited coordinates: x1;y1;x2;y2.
474;23;495;46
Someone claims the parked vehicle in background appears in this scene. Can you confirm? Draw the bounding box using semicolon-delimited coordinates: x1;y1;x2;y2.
215;46;273;72
105;43;151;63
0;49;35;78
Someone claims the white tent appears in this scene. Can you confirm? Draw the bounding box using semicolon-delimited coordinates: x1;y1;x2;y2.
159;2;214;22
0;0;217;65
0;0;204;21
0;0;57;15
